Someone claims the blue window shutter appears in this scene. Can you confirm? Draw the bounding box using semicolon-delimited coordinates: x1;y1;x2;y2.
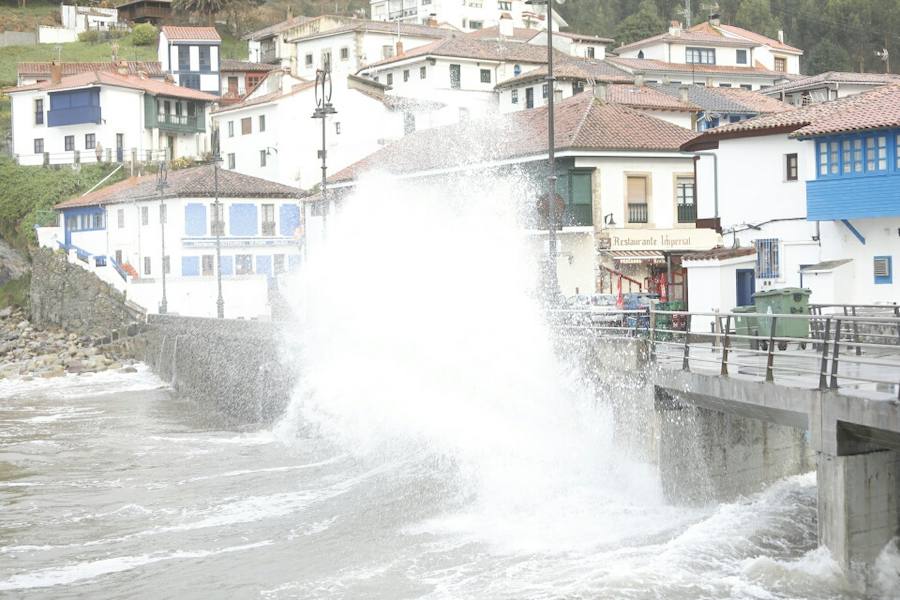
256;255;272;276
279;204;300;237
219;255;233;275
184;203;207;236
181;256;200;276
229;204;258;236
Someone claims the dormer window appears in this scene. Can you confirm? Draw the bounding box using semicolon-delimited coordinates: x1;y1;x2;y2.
686;47;715;65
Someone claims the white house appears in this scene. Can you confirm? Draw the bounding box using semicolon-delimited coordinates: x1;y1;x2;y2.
368;0;567;33
60;4;118;33
211;70;441;190
528;30;613;60
158;26;221;94
326;91;720;298
44;165;303;320
761;71;900;106
5;68;218;166
681;83;900;328
219;59;276;103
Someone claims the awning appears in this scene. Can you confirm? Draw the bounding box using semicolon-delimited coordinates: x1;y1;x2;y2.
609;250;666;264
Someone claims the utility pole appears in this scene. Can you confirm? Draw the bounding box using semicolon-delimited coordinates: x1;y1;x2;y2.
157;162;168;315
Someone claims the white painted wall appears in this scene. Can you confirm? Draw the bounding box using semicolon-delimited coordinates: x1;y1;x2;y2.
368;0;563;31
293;30;437;81
37;27;78;44
816;217;900;305
684;255;756;332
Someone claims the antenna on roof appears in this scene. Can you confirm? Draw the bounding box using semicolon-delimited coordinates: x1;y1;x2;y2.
875;48;890;73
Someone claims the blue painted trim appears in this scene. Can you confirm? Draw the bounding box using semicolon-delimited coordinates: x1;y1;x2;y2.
229;204;258;236
48;88;101;127
812;130;899;180
288;255;301;272
279;204;300;237
256;255;272;276
184;203;207;236
841;220;866;245
219;255;233;275
182;256;200;276
875;256;893;285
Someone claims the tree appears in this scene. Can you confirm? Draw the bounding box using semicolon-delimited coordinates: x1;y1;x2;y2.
734;0;780;38
174;0;232;24
804;39;853;73
615;0;666;46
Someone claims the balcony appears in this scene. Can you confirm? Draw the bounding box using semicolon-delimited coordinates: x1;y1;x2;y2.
47;105;101;127
677;203;697;223
260;48;279;64
154;112;205;134
562;204;593;227
628;203;649;224
807;172;900;220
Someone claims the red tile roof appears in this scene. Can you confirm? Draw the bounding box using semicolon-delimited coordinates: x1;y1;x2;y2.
601;83;699;111
362;35;554;69
465;25;540;42
710;23;801;54
219;59;278;73
5;71;218;102
211;79;315;114
56;164;301;209
496;58;634;87
761;71;900;95
17;61;164;79
616;28;755;53
161;26;221;42
330;93;695;182
709;86;795;113
607;56;784;77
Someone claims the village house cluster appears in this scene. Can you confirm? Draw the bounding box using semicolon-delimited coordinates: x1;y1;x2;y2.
5;3;896;319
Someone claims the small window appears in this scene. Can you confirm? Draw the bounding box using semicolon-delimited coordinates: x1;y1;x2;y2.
525;87;534;108
736;49;748;64
480;69;491;83
382;45;393;59
498;0;511;8
34;98;44;125
227;153;235;169
117;209;125;228
199;46;211;71
874;256;892;284
755;238;780;279
511;89;518;104
403;69;409;82
143;256;151;275
335;122;341;135
626;176;648;224
34;138;44;154
64;135;75;151
740;84;753;90
321;50;331;71
774;57;787;72
274;254;285;274
141;206;149;226
159;204;167;225
235;254;253;275
259;115;266;132
420;66;426;79
785;153;798;181
202;255;214;276
469;20;483;30
85;133;96;149
718;83;732;87
637;50;645;59
387;73;393;85
586;46;595;59
260;149;267;167
450;64;461;89
686;47;716;65
241;117;252;135
228;121;234;137
542;83;548;98
305;54;313;67
829;141;839;175
92;213;105;229
897;134;900;169
340;47;349;60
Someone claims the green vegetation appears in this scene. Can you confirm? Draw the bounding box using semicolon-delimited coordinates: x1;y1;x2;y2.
131;23;158;46
0;1;58;31
0;274;30;309
0;157;126;252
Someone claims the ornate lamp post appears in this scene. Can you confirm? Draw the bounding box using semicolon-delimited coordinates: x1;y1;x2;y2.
311;67;337;232
210;130;225;319
157;161;168;314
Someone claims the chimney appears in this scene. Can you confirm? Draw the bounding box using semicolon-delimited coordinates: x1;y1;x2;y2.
426;14;438;27
635;73;644;87
50;61;62;84
708;13;721;27
678;84;689;103
593;81;608;102
499;13;514;38
395;40;404;56
554;87;563;103
668;20;682;36
777;30;785;44
117;59;129;75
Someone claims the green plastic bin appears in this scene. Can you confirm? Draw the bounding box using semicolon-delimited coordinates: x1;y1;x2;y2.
753;287;811;349
731;305;758;348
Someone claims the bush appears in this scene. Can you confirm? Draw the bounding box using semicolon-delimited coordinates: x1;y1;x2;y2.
78;30;100;43
132;23;157;46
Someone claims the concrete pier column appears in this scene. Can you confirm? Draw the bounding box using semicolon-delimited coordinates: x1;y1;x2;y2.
817;450;900;570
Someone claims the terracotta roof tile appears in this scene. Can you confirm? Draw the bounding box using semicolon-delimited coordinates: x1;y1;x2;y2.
161;26;220;42
616;28;755;53
330;93;695;182
362;35;554;69
5;71;218;101
607;56;784;77
710;23;801;53
219;59;278;72
244;15;313;41
761;71;900;95
601;83;699;111
496;58;634;88
17;61;164;79
56;164;301;209
287;19;456;44
465;25;539;42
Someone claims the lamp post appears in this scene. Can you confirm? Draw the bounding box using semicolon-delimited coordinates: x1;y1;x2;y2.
157;161;168;314
311;67;337;234
527;0;563;301
211;129;225;318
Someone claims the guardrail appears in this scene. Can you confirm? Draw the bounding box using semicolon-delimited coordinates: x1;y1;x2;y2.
551;306;900;399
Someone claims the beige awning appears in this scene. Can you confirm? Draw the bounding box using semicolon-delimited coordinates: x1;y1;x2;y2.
609;250;666;264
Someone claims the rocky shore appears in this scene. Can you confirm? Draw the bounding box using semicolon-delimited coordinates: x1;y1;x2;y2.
0;306;138;380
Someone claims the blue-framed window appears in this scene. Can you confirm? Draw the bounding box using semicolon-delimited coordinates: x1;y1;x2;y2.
874;256;892;284
816;131;896;179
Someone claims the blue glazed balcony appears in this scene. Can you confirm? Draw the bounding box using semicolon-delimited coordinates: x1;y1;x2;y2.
807;172;900;220
47;105;101;127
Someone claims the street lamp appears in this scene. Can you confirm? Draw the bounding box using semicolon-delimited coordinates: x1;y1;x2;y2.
311;67;337;233
211;128;225;318
526;0;564;301
157;161;168;314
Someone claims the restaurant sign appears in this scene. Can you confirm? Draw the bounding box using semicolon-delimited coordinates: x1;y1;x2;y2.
596;228;722;252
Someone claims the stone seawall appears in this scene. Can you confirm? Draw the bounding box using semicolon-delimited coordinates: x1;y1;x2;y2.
140;315;296;424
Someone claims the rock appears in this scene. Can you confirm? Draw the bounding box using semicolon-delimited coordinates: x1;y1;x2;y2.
120;366;137;373
0;307;11;319
16;320;29;329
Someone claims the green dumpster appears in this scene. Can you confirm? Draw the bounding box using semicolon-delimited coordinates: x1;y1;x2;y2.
654;301;686;340
753;288;812;350
731;305;758;349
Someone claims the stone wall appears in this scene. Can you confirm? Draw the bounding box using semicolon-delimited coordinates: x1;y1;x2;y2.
139;315;295;424
29;248;144;337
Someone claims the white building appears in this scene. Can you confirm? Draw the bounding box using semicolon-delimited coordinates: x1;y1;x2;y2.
158;26;221;94
369;0;566;33
327;91;720;298
5;68;218;166
212;70;442;190
246;15;343;68
682;84;900;327
60;4;118;33
760;71;900;106
219;59;276;103
44;165;303;320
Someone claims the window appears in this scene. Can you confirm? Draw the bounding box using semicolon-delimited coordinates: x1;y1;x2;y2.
867;135;887;171
566;170;593;226
199;46;211;72
85;133;95;149
718;83;732;87
637;50;644;59
34;98;43;125
420;66;426;79
525;87;534;108
92;213;105;229
163;255;170;275
511;89;518;104
470;20;483;29
321;50;331;71
144;256;151;276
235;254;253;275
117;209;124;228
874;256;892;284
403;69;409;82
450;64;461;89
274;254;285;274
386;73;393;85
65;135;74;151
785;153;798;181
480;69;491;83
210;203;224;235
178;45;190;71
159;204;167;225
335;122;341;134
542;83;548;98
686;47;716;65
141;206;149;226
736;49;748;65
626;176;648;224
241;117;252;135
774;57;787;72
340;47;349;61
897;134;900;169
115;250;122;265
382;45;393;59
181;74;200;89
676;176;695;223
305;53;313;67
829;141;839;175
573;81;585;95
262;204;275;236
755;238;780;279
202;255;214;276
228;121;234;137
260;149;267;167
227;153;235;169
259;115;266;132
740;84;753;90
852;138;863;173
499;0;511;7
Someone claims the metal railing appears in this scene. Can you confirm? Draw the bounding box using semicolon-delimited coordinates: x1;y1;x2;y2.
677;203;697;223
627;203;649;223
551;305;900;399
